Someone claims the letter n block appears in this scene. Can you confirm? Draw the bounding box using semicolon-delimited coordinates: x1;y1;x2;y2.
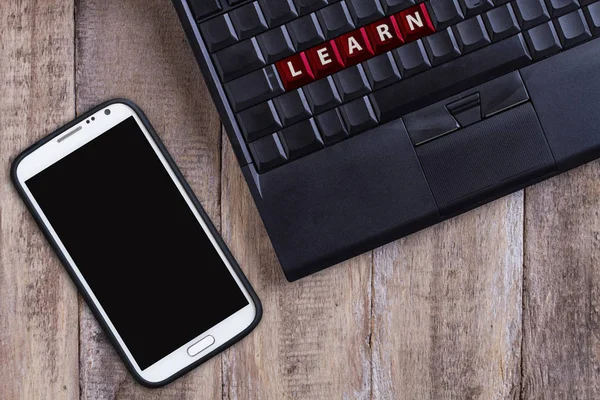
395;4;435;43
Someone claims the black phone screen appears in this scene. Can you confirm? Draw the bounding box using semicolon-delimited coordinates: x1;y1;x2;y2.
25;116;249;370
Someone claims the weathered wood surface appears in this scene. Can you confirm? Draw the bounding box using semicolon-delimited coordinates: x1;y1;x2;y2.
0;1;79;399
372;195;524;399
2;0;600;398
522;166;600;399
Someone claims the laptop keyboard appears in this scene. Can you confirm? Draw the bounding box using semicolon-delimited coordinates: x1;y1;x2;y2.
188;0;600;173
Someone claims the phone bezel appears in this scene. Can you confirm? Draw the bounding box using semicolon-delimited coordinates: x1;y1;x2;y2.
13;101;259;385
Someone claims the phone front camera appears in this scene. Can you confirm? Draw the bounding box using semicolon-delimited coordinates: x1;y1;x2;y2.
104;109;111;116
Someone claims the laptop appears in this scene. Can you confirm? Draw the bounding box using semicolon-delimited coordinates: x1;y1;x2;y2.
171;0;600;281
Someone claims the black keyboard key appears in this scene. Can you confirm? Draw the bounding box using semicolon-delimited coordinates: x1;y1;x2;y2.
524;22;562;59
513;0;551;30
279;119;324;159
317;2;356;39
423;28;461;66
259;0;299;27
453;16;491;54
363;52;402;90
287;13;326;51
213;38;266;81
257;26;295;63
458;0;493;18
346;0;385;26
484;4;521;42
304;76;342;113
546;0;581;17
230;2;269;40
555;9;592;47
249;133;288;172
225;65;284;112
392;39;431;77
381;0;416;15
200;14;238;52
273;89;312;126
237;101;283;141
585;3;600;36
189;0;222;20
332;64;372;102
339;96;379;135
427;0;464;30
294;0;329;15
315;109;349;144
370;34;532;122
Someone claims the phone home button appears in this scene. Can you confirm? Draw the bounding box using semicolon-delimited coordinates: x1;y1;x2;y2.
187;335;215;357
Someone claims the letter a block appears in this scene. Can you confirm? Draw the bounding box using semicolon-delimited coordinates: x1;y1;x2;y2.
335;28;375;67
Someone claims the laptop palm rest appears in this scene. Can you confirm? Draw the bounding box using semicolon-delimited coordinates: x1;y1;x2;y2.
242;118;440;281
416;103;556;215
521;38;600;170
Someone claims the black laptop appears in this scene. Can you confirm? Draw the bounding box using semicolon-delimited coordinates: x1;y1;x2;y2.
171;0;600;281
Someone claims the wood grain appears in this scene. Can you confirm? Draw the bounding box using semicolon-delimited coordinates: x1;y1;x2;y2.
75;0;222;397
0;0;79;399
220;135;373;400
372;196;524;399
522;165;600;399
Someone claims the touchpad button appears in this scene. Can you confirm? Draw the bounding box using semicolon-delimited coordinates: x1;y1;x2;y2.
416;103;556;214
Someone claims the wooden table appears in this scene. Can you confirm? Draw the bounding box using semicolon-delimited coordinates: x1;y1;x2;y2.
1;1;599;399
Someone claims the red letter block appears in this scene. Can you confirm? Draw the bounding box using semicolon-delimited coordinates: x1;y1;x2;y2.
335;28;374;67
395;3;435;43
366;17;404;54
276;53;315;91
306;40;345;79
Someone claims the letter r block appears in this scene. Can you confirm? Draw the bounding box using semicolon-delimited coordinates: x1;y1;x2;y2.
366;17;404;54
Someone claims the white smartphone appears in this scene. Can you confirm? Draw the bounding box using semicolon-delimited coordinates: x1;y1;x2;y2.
11;100;261;387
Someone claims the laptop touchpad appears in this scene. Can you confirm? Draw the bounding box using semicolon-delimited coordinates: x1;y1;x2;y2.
416;103;556;215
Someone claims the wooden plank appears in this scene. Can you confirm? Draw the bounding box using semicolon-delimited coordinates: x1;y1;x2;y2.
522;165;600;398
75;0;222;397
219;135;373;399
372;196;524;399
0;1;79;399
